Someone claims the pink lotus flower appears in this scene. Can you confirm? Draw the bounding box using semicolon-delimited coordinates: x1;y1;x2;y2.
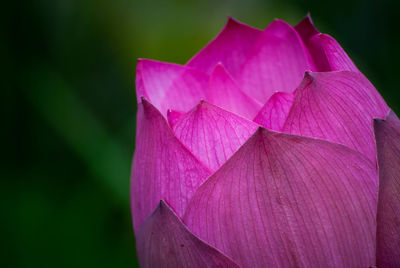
131;15;400;267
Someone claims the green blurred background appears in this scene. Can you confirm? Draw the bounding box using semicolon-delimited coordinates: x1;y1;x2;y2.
3;0;399;267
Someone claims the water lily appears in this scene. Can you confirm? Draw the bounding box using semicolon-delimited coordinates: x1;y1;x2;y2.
131;15;400;267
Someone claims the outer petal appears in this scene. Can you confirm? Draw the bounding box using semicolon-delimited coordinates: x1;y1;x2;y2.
253;92;294;131
186;17;262;76
184;128;377;268
374;111;400;267
294;14;319;44
208;64;262;119
173;101;258;171
283;71;389;162
135;59;209;116
136;200;239;268
131;99;211;231
308;33;358;72
239;19;315;103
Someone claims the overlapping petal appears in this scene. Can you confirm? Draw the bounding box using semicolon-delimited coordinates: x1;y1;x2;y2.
136;200;239;268
283;71;389;162
308;34;358;72
135;59;209;116
208;64;261;119
186;17;262;76
253;92;294;131
184;128;377;268
131;99;211;230
239;19;315;103
374;111;400;267
294;14;319;44
172;101;258;171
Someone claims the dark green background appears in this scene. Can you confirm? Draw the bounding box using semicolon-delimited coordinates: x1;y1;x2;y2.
3;0;399;267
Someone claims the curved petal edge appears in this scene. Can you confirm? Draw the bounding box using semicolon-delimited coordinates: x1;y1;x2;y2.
186;17;262;77
136;200;240;268
374;111;400;268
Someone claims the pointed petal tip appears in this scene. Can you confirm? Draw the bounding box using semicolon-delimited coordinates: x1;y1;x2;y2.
211;62;227;73
158;199;168;210
374;110;399;128
226;16;236;25
225;16;256;29
303;13;314;23
140;98;164;118
303;70;316;81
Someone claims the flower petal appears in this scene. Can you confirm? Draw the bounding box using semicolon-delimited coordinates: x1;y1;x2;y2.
135;59;209;116
136;200;240;268
308;33;358;72
184;128;377;268
374;111;400;267
283;71;389;162
239;19;315;103
172;101;258;171
186;17;261;76
131;99;211;231
167;109;184;128
253;92;294;131
208;64;262;119
294;14;319;44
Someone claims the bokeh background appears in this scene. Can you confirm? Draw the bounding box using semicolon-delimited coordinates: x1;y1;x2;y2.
3;0;400;267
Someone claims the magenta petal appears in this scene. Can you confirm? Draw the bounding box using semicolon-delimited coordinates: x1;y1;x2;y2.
136;200;239;268
239;19;315;103
253;92;294;131
172;101;258;171
208;64;262;119
131;99;211;231
374;111;400;267
184;128;377;267
283;71;389;162
186;17;261;76
167;109;184;128
135;59;209;116
308;34;358;72
294;14;319;43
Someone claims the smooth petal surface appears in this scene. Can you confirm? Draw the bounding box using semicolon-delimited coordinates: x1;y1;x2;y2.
135;59;208;116
239;19;315;103
186;17;261;76
184;128;377;268
294;14;319;45
283;71;389;162
173;101;258;171
308;34;358;72
253;92;294;131
136;200;239;268
374;111;400;268
208;64;262;119
131;99;211;230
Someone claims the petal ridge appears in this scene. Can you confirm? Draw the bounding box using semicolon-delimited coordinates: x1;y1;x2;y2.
283;71;389;162
184;127;377;268
173;100;258;171
131;99;211;231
